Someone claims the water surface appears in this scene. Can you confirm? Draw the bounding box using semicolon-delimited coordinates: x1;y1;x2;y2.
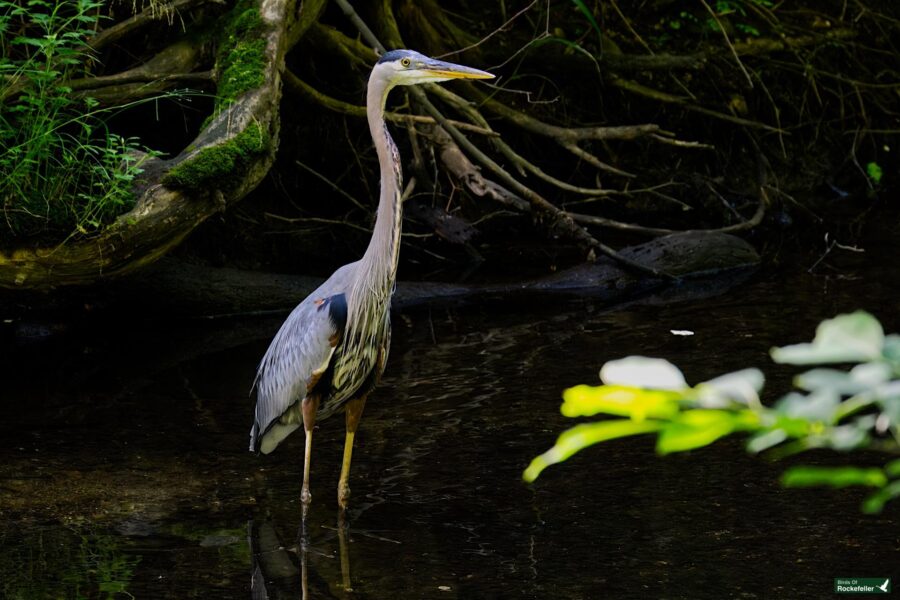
1;248;898;599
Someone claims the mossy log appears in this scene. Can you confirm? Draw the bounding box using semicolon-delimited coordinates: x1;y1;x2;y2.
0;0;290;290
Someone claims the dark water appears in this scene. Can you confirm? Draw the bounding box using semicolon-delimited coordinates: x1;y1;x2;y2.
2;248;898;599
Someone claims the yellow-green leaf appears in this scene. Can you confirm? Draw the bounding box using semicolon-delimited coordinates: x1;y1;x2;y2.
656;410;745;454
523;420;663;482
561;384;681;421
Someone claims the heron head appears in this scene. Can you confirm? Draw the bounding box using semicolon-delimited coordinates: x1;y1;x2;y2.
375;49;494;86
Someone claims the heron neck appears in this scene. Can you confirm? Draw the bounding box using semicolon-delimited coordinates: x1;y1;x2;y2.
359;73;403;294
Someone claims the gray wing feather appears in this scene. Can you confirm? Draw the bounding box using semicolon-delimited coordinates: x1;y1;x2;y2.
249;263;356;452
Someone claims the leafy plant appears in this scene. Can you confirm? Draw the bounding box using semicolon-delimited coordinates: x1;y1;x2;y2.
0;525;140;599
524;311;900;513
866;161;883;185
570;0;603;44
664;0;771;40
0;0;154;241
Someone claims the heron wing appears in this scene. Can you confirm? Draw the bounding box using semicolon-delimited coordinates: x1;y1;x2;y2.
249;266;354;453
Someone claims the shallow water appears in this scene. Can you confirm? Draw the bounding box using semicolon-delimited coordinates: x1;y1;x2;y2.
2;247;898;599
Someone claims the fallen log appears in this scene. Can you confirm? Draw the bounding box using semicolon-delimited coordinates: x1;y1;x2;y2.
109;231;760;317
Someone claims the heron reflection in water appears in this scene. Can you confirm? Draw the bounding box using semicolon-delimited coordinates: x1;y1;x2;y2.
249;50;494;516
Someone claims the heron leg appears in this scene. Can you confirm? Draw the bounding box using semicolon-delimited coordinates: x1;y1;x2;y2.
338;395;367;509
301;395;319;510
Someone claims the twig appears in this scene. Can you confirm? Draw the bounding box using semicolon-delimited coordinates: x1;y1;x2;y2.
400;177;417;203
649;133;714;150
608;0;654;55
706;181;743;221
264;213;372;234
562;142;635;178
426;85;617;195
283;71;497;136
699;0;754;88
66;70;213;91
849;128;875;192
295;160;367;211
472;89;661;142
610;75;783;132
496;141;609;195
568;186;766;237
561;182;682;206
436;0;540;59
566;213;675;236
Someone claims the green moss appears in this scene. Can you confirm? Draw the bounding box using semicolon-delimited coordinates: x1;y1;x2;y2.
179;1;270;185
163;123;267;190
215;0;267;109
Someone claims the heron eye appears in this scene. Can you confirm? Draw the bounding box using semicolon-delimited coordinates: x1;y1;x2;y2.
400;57;411;68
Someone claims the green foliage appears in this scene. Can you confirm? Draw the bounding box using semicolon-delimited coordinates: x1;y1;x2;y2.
663;0;772;42
0;526;140;599
569;0;602;44
525;311;900;513
866;162;883;185
0;0;155;241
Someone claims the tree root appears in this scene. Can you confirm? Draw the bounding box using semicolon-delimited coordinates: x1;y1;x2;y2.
7;0;882;289
0;0;293;289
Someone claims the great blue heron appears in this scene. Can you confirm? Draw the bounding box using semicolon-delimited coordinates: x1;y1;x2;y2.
249;50;493;511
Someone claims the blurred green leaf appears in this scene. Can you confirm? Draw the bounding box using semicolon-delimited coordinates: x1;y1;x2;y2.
850;361;893;386
695;368;764;407
657;410;755;454
523;420;662;482
570;0;603;43
818;424;869;451
600;356;688;390
746;428;788;453
866;161;883;184
771;311;884;364
884;459;900;478
561;384;681;421
794;368;862;394
775;389;841;422
863;481;900;514
735;23;760;36
781;466;887;489
875;382;900;424
882;334;900;362
769;413;812;437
